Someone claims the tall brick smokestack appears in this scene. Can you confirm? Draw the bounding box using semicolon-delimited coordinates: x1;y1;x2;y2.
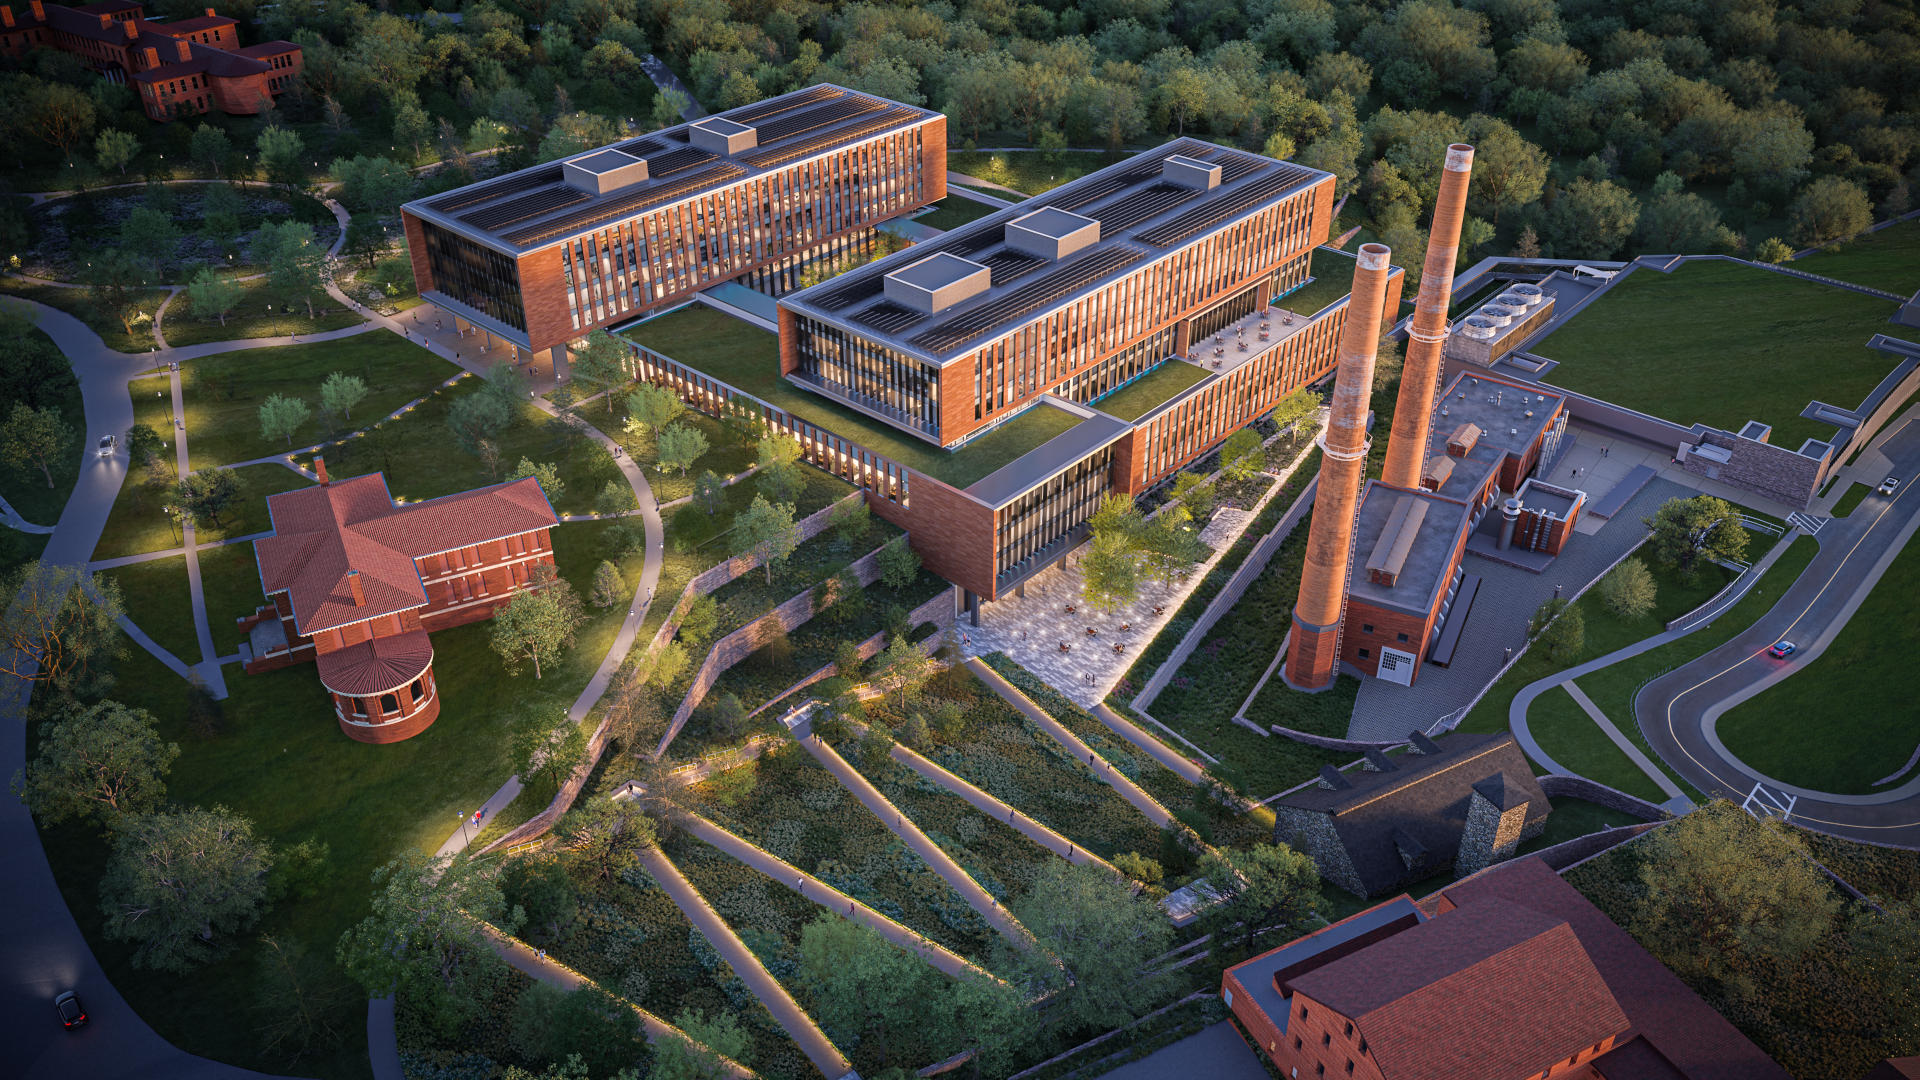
1381;143;1474;491
1284;243;1395;692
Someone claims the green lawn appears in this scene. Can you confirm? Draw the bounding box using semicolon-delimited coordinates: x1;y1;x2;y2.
622;304;1084;487
1527;685;1670;802
1717;528;1920;793
1;278;170;351
40;517;643;1078
102;554;201;665
0;530;49;577
1830;482;1870;516
163;275;366;348
1462;557;1734;736
1278;248;1360;319
947;150;1125;195
1534;261;1901;449
185;330;459;470
915;195;1005;231
199;539;270;658
292;380;620;517
1091;360;1212;421
0;327;84;526
1792;218;1920;297
95;462;310;561
1572;535;1821;796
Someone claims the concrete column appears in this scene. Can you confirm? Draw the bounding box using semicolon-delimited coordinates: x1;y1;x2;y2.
1382;144;1474;490
1284;243;1394;692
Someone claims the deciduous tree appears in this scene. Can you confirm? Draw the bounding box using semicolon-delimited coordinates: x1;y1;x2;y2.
0;560;125;690
258;393;312;448
590;560;626;608
176;466;240;528
1198;842;1323;955
508;457;566;504
319;371;369;424
253;220;325;316
653;1008;750;1080
656;423;708;478
491;564;586;679
555;797;658;883
100;805;272;972
1597;557;1658;620
693;469;725;515
186;267;242;326
571;330;629;412
755;433;804;504
13;700;177;827
511;982;649;1077
876;535;920;589
0;403;73;489
1006;861;1175;1032
1645;495;1748;578
447;390;514;456
24;81;95;158
95;128;139;174
1789;176;1871;249
733;495;798;584
337;851;510;1037
190;123;231;176
509;711;590;790
623;383;684;451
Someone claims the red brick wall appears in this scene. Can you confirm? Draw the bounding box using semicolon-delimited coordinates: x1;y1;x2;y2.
518;246;571;354
334;665;440;743
778;304;799;377
1341;600;1439;680
936;362;977;447
402;211;435;298
1223;973;1289;1066
923;116;947;203
900;473;997;599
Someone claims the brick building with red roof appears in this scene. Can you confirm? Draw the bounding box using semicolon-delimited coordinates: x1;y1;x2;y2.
0;0;300;121
1223;855;1789;1080
237;460;559;743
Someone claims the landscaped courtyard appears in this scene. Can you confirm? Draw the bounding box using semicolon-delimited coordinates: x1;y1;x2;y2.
1533;260;1903;449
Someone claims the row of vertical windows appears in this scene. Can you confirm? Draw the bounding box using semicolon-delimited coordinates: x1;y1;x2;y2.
735;228;888;297
794;317;942;435
957;187;1321;432
557;124;929;334
1070;328;1179;407
995;446;1114;582
420;221;528;331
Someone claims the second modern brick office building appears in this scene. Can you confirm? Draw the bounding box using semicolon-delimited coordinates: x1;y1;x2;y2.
398;84;947;367
612;132;1403;615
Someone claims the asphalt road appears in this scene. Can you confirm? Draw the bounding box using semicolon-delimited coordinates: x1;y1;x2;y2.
1637;416;1920;845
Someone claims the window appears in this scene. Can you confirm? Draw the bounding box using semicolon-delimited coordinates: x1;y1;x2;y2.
1358;648;1370;659
1322;1033;1331;1047
1299;1004;1308;1020
380;693;399;714
1344;1023;1353;1038
1397;632;1409;643
1293;1036;1302;1050
410;679;424;702
1361;623;1373;633
1315;1067;1324;1077
1345;1063;1353;1075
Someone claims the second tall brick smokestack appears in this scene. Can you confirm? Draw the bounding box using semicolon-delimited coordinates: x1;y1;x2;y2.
1381;143;1474;492
1284;242;1395;692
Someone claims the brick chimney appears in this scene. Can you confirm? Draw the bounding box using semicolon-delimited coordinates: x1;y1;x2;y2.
30;0;44;20
204;5;214;13
314;454;329;485
1;9;15;30
123;17;136;38
346;570;365;606
175;37;191;61
143;45;158;67
98;10;111;26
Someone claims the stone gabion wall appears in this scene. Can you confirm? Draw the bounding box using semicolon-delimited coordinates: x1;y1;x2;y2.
644;492;864;658
657;545;888;756
1457;793;1535;878
1681;428;1826;510
1273;806;1366;897
1538;774;1671;821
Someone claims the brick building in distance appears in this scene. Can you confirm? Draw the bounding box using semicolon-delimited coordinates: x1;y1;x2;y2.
0;0;300;121
398;84;948;367
1223;855;1791;1080
238;461;559;744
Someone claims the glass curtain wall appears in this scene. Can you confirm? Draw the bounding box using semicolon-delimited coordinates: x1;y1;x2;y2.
421;222;527;332
994;447;1114;582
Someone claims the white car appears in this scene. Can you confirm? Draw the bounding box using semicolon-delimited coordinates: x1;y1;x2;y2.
97;434;115;458
1879;477;1901;496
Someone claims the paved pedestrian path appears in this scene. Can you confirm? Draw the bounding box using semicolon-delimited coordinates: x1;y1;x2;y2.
966;658;1178;830
798;730;1036;950
477;920;753;1079
1561;682;1685;801
670;806;997;982
637;846;854;1079
1092;702;1207;784
0;494;57;534
88;531;271;570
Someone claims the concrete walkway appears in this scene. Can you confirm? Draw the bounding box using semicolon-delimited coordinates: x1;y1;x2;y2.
967;658;1178;830
88;531;271;570
0;494;57;534
167;364;226;700
1095;1020;1268;1080
478;921;753;1079
1561;682;1686;802
637;846;854;1079
1092;702;1207;784
798;731;1035;949
672;807;997;982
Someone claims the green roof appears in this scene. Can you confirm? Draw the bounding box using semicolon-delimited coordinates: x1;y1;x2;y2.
621;303;1084;488
1090;360;1213;421
1279;247;1358;319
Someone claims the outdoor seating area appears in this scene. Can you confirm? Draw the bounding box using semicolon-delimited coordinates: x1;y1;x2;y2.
1188;301;1313;377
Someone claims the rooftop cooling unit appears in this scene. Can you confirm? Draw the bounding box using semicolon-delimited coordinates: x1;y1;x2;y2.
1477;304;1517;326
1496;291;1539;309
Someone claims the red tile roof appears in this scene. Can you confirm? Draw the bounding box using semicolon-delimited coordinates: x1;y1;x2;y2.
255;473;557;636
159;13;231;32
1436;857;1791;1080
316;628;433;697
1289;897;1630;1078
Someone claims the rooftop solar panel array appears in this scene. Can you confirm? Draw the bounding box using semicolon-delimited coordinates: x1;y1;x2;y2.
1093;182;1195;232
499;162;748;246
909;245;1146;354
424;166;564;213
752;94;882;143
738;106;922;170
645;145;717;177
811;274;886;311
727;84;839;124
458;185;590;230
1135;165;1312;247
851;302;924;333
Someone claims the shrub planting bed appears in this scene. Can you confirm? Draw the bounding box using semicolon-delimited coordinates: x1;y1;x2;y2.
684;744;999;962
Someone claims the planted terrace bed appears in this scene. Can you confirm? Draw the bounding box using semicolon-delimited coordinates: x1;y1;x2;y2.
706;520;905;641
534;857;813;1080
816;729;1056;907
684;745;998;962
875;669;1166;861
1090;361;1212;422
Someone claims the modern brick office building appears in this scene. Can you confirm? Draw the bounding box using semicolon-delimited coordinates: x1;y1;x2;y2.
745;139;1399;611
398;84;947;366
0;0;300;120
238;463;559;744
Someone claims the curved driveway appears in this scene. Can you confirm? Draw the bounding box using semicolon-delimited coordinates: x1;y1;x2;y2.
1637;416;1920;845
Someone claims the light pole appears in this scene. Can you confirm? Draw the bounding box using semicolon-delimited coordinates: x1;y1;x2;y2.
164;504;179;545
457;812;472;847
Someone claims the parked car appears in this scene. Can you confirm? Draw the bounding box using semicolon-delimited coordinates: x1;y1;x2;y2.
1879;477;1901;496
96;434;115;458
54;990;86;1029
1766;640;1796;659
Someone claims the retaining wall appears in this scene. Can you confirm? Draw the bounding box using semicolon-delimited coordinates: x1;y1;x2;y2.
1538;774;1672;820
1266;724;1406;753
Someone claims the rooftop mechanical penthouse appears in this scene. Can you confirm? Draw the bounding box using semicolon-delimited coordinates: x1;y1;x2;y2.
398;84;946;364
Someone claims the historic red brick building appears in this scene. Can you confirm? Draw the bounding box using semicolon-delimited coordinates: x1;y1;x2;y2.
1223;855;1789;1080
0;0;300;121
239;461;559;743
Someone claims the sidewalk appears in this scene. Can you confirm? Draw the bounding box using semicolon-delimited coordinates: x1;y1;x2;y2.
1562;682;1686;802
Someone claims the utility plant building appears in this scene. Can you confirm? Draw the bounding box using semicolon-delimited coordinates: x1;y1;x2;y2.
770;140;1400;608
399;85;947;366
